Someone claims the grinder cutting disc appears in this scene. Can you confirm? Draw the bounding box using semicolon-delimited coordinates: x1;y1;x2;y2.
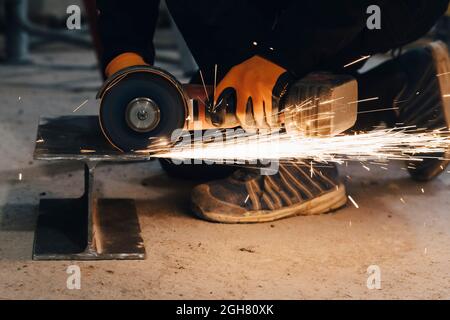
98;66;187;152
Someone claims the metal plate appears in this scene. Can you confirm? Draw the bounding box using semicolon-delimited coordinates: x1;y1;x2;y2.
34;116;154;161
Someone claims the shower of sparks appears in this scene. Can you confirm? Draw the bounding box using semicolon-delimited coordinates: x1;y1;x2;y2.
130;80;450;171
213;64;218;106
148;126;450;166
357;107;399;115
319;96;345;105
343;55;371;68
73;100;89;113
198;69;210;103
80;149;96;154
196;95;207;107
348;196;359;209
348;97;379;105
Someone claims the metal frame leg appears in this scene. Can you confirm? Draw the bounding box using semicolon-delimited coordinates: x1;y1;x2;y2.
33;162;146;261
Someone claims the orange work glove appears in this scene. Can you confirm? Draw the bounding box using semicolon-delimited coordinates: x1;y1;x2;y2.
214;55;289;129
105;52;148;78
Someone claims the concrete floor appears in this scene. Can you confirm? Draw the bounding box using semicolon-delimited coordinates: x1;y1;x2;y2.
1;46;450;300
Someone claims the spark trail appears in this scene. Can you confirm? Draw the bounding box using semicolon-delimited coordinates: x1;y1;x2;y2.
144;127;450;165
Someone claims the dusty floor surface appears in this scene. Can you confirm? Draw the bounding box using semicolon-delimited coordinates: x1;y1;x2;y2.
0;46;450;300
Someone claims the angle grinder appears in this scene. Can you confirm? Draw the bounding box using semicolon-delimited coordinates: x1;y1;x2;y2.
97;65;358;152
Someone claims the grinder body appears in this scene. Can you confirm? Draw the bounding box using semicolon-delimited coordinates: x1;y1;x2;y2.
97;66;358;152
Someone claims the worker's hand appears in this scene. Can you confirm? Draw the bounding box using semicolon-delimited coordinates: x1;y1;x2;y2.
105;52;148;78
214;55;288;129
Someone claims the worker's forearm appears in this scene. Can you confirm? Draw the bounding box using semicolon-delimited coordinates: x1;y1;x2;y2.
96;0;160;71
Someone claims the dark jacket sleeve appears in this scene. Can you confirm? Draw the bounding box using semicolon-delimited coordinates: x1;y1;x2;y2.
258;0;388;77
96;0;160;70
258;0;449;77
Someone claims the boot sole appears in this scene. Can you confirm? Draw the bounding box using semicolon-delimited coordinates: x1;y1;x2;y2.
191;183;347;224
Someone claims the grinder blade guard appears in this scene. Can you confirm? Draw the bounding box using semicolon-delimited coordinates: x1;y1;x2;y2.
97;66;188;152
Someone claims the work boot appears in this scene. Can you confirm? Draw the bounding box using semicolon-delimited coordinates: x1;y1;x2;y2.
354;41;450;181
191;163;347;223
395;41;450;181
